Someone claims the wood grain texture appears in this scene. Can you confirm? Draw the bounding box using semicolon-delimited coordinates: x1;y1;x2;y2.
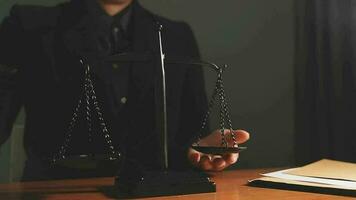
0;169;354;200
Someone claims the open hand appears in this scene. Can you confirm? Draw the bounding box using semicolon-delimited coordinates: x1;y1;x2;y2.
188;129;250;172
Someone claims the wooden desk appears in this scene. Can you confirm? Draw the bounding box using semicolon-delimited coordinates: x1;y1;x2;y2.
0;169;354;200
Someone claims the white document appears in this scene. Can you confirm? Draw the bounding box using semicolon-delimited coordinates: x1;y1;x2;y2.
262;168;356;190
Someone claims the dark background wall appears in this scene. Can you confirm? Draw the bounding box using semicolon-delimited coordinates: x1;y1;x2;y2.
0;0;295;182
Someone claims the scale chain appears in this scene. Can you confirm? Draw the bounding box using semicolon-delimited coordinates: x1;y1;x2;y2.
53;60;120;163
217;71;228;147
85;67;119;160
84;66;93;146
219;74;237;147
195;65;237;148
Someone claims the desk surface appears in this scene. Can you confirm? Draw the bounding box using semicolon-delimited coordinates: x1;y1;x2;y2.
0;169;354;200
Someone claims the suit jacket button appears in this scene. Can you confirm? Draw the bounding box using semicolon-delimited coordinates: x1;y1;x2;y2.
113;63;119;69
120;97;127;104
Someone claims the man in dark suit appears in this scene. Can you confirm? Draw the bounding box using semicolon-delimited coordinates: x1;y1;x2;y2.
0;0;249;181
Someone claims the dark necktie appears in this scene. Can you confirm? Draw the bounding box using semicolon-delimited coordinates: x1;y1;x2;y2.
111;25;130;54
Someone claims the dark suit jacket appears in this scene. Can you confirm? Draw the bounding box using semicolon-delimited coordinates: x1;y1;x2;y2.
0;0;208;180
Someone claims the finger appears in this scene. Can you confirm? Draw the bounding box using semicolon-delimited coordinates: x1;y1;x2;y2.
211;157;226;171
223;153;239;165
220;129;250;146
199;155;213;171
233;130;250;144
187;149;201;167
197;129;250;147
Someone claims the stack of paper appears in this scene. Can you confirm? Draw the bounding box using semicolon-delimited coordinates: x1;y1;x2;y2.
249;159;356;197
